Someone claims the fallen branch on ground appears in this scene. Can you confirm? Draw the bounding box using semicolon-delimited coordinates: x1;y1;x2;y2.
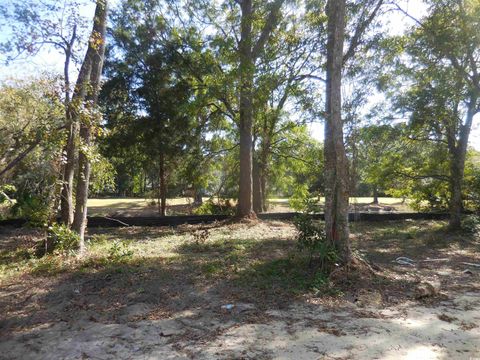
461;262;480;268
101;216;131;227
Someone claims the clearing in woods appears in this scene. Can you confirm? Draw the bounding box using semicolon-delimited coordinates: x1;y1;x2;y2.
0;219;479;359
87;197;412;216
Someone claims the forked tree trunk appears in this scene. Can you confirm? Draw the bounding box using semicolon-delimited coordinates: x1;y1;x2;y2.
72;0;108;250
237;0;284;218
324;0;351;263
238;0;255;218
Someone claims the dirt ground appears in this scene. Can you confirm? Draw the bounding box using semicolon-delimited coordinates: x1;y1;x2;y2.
0;220;479;359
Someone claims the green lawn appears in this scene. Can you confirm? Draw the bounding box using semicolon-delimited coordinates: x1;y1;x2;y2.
87;196;411;216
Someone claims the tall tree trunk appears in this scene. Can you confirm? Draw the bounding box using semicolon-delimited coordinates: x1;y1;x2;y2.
72;0;108;250
260;171;268;212
449;158;463;230
448;101;475;230
158;152;167;217
193;186;203;205
372;187;379;204
59;28;77;225
237;0;255;218
72;125;91;248
60;117;77;225
324;0;351;263
252;157;263;213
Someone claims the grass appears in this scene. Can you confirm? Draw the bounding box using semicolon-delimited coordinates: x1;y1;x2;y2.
87;196;410;216
2;219;474;290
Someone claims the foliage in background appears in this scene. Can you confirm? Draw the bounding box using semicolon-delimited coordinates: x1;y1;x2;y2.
193;199;236;216
0;79;65;225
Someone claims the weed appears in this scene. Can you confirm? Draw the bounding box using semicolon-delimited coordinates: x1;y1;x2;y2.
107;240;134;262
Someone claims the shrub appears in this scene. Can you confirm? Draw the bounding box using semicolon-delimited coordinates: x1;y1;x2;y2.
40;223;80;255
0;184;15;204
107;240;134;262
193;199;235;216
462;214;480;234
290;190;321;213
293;214;337;271
12;194;49;226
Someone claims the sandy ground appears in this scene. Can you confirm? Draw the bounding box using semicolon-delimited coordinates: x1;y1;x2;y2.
1;290;479;359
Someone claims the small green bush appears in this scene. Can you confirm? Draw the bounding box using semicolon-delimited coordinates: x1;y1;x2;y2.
293;214;338;271
193;199;235;216
42;223;80;255
462;214;480;234
11;193;51;227
107;240;134;262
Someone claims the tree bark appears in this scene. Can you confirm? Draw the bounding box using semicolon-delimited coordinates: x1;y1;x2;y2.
237;0;284;218
72;0;108;250
59;30;77;226
72;125;91;248
324;0;351;263
193;186;203;205
372;187;379;204
237;0;255;218
447;100;476;230
252;157;264;213
158;152;167;217
60;117;77;225
449;158;463;229
260;171;268;212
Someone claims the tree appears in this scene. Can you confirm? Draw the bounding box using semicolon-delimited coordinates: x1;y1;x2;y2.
323;0;350;261
251;7;323;213
0;79;66;225
102;0;219;215
236;0;286;218
321;0;385;264
0;0;92;225
355;124;400;203
0;79;65;180
71;0;108;249
393;0;480;229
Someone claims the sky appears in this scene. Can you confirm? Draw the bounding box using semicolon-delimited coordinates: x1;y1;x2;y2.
1;0;479;150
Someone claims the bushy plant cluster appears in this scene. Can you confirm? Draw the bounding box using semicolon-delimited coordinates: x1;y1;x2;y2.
293;214;338;272
461;214;480;234
107;240;134;262
35;223;80;257
193;199;236;216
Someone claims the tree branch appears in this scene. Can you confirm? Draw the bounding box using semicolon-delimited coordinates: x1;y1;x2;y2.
252;0;285;59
